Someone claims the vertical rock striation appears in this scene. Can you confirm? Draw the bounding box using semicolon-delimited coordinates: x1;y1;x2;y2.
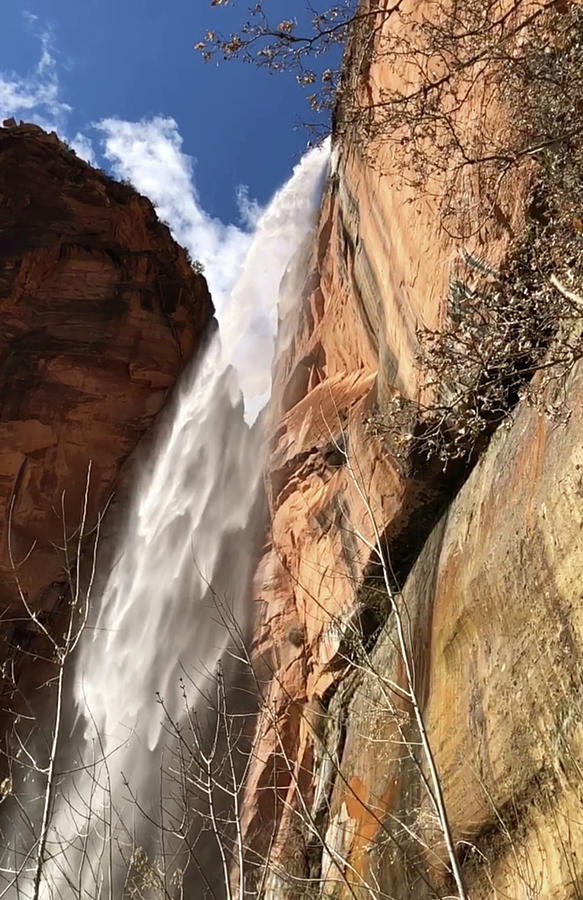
0;122;213;712
241;3;583;897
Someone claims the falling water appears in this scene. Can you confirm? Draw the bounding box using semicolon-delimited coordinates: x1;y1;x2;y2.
6;141;329;899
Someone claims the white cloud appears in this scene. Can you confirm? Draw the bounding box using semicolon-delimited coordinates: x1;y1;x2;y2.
69;131;96;165
0;18;71;131
96;116;253;319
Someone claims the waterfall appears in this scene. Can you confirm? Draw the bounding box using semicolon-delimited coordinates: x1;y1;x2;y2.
6;140;329;899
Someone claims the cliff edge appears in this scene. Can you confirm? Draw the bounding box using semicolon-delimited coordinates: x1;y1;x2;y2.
242;2;583;897
0;121;213;722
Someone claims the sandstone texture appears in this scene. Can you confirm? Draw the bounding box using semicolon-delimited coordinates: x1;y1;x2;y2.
321;357;583;898
241;1;583;897
0;123;212;688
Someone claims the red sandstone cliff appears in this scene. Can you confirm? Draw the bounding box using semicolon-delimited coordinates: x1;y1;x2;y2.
0;121;213;716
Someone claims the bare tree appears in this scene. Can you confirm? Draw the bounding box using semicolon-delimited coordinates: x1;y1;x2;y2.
0;464;108;899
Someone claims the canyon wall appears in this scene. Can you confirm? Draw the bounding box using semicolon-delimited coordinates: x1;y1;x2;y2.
0;121;213;725
0;3;581;893
243;2;583;898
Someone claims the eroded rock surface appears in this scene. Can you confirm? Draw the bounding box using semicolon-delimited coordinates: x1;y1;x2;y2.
0;122;212;683
240;2;583;897
243;109;529;888
320;355;583;898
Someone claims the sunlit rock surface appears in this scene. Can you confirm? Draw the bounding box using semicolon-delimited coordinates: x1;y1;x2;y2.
240;3;583;896
328;356;583;899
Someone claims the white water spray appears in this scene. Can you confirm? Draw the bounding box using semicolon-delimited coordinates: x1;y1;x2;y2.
20;141;329;899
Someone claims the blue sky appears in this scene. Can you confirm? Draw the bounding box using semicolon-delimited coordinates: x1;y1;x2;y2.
0;0;329;225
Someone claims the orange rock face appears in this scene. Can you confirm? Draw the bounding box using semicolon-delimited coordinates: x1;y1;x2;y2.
239;0;555;892
0;123;212;671
322;356;583;899
244;140;528;866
